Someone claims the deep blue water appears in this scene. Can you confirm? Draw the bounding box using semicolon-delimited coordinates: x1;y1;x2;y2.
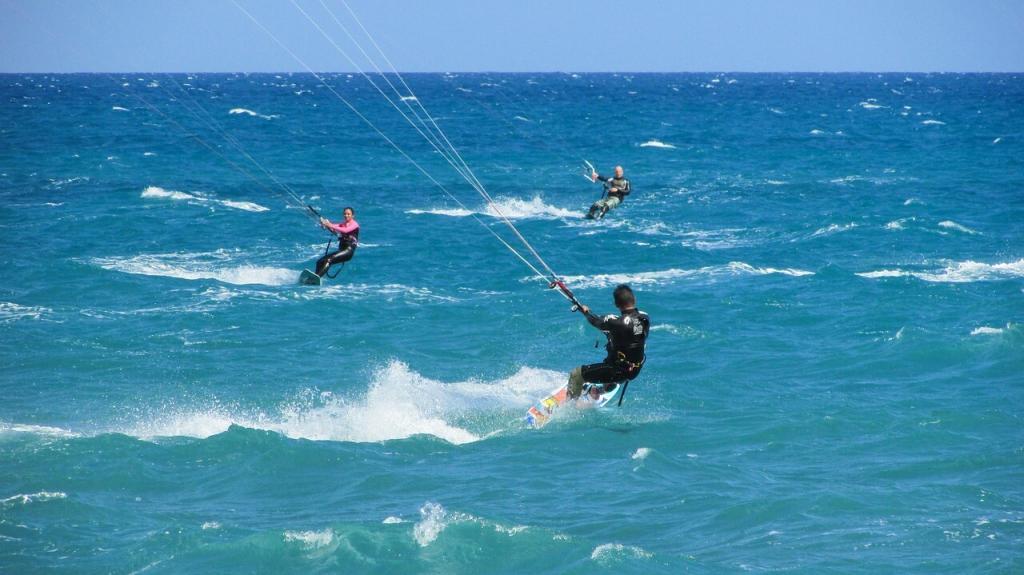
1;72;1023;574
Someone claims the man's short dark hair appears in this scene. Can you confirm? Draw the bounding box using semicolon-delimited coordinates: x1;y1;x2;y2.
613;284;635;308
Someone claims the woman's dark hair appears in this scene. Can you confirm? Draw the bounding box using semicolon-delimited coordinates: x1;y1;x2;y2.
613;284;635;308
343;206;355;215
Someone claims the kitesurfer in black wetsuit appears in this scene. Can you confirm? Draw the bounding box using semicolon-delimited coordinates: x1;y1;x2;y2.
315;206;359;277
568;284;649;399
587;165;631;219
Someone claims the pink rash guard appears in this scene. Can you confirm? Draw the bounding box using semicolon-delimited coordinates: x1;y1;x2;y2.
324;219;360;245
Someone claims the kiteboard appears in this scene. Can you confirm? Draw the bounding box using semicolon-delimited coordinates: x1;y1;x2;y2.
299;269;322;286
525;382;626;428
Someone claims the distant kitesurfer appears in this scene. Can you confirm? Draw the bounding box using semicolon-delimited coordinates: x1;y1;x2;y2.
568;284;649;399
316;206;359;277
587;165;631;219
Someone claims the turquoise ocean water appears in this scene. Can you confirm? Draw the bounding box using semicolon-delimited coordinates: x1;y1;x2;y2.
1;73;1022;573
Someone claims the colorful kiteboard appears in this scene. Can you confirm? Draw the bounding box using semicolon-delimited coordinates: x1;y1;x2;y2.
525;382;626;428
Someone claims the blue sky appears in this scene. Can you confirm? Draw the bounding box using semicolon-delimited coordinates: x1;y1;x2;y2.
2;0;1022;72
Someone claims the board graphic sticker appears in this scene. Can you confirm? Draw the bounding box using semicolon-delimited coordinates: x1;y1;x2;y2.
525;383;625;428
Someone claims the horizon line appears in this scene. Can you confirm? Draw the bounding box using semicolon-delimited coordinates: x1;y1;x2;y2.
1;70;1022;75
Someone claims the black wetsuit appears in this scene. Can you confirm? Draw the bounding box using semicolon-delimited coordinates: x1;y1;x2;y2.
315;224;359;277
580;308;649;384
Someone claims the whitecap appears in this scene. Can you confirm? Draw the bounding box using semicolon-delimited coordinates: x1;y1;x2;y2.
970;326;1003;336
1;491;67;506
283;529;335;550
0;302;51;323
591;542;653;561
631;447;651;461
201;521;221;530
858;100;886;110
408;196;575;220
857;259;1024;283
810;223;857;238
91;251;295;286
382;516;405;524
639;139;676;149
993;137;1001;144
111;106;129;112
557;262;812;289
141;186;269;212
0;422;79;438
921;119;946;126
938;220;978;235
141;186;195;201
400;95;418;102
809;129;826;135
228;107;277;120
120;360;561;445
413;502;447;547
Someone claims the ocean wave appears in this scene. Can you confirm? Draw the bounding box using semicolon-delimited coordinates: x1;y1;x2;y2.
228;107;278;120
0;422;79;439
141;186;269;212
921;119;946;126
112;106;130;112
809;223;858;238
412;502;528;548
121;361;562;445
284;529;336;550
885;218;913;230
91;251;295;286
0;302;51;323
0;491;67;507
639;139;676;149
557;262;813;289
970;325;1006;336
858;100;886;110
591;542;653;562
857;259;1024;283
938;220;979;235
408;196;576;220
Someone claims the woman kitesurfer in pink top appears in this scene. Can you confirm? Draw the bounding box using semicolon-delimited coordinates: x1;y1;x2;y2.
315;206;359;277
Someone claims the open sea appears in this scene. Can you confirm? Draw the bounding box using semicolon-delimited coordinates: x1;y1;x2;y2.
1;72;1022;573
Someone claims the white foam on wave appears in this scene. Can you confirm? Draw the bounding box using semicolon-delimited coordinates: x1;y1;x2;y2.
0;302;51;323
414;502;447;546
885;218;912;230
631;447;652;461
557;262;813;289
810;223;858;238
858;100;886;110
921;119;946;126
0;422;79;438
938;220;979;235
411;501;528;547
0;491;67;506
857;259;1024;283
591;542;653;562
92;250;295;286
405;207;475;217
810;129;826;135
639;139;676;149
111;106;129;112
142;186;195;201
284;529;336;550
123;360;562;445
970;326;1005;336
142;186;270;212
408;196;575;220
228;107;277;120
